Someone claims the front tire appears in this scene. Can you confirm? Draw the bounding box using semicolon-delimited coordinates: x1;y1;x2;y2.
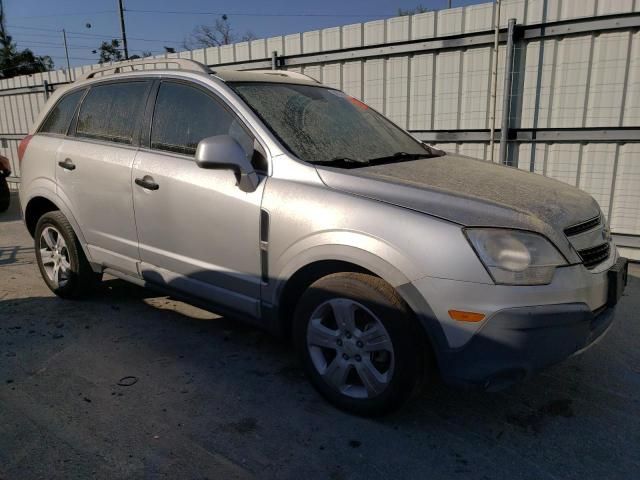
293;272;429;416
34;211;99;299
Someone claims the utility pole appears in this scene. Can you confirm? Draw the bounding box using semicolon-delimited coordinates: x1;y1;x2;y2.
62;29;72;81
117;0;129;60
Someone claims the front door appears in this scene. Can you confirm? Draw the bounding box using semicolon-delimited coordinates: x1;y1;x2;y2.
132;80;265;318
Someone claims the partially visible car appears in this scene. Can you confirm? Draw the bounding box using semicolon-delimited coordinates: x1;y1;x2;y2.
0;154;11;213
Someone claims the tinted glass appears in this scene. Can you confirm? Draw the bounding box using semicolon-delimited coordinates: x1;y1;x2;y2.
39;89;84;135
231;83;429;165
76;82;148;144
151;82;252;156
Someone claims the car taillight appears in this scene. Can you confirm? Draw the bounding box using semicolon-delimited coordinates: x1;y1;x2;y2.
18;134;33;164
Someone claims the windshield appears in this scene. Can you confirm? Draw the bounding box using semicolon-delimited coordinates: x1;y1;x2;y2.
229;82;433;166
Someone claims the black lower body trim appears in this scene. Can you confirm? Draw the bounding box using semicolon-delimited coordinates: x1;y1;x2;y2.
439;303;617;391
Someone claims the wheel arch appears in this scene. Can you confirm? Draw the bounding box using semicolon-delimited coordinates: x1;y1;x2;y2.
271;245;419;341
275;260;369;335
23;193;94;264
269;248;446;376
25;196;59;236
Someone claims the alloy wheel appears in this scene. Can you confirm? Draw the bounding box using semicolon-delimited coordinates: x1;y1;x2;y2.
39;226;71;288
306;298;395;399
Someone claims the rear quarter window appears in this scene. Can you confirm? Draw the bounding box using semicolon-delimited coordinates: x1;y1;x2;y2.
76;81;149;145
39;89;85;135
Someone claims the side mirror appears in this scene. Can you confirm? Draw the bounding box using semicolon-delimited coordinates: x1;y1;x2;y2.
195;135;259;192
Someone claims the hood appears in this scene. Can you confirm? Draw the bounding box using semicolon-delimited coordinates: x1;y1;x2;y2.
316;154;601;260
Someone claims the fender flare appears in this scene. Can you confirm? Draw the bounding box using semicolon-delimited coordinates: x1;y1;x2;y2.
267;230;423;309
23;186;94;264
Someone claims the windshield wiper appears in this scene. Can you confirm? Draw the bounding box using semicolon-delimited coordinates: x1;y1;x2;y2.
313;150;441;169
313;156;370;167
366;151;434;164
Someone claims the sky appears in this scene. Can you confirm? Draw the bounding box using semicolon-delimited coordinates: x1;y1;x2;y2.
3;0;485;68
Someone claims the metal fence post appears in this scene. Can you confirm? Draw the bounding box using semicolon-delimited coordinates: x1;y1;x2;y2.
488;0;502;161
271;51;278;70
499;18;516;166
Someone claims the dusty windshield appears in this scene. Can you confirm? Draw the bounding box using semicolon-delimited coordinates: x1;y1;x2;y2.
230;82;433;166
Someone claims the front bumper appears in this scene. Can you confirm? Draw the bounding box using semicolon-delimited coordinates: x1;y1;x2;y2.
440;302;617;390
404;256;628;390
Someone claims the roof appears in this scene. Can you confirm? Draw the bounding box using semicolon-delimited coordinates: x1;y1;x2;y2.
76;59;322;87
212;69;322;86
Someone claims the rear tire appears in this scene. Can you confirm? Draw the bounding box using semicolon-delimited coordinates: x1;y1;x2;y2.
34;211;99;299
293;272;429;416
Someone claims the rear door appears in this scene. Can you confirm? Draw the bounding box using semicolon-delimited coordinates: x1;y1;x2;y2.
56;80;152;275
131;80;266;318
23;88;85;201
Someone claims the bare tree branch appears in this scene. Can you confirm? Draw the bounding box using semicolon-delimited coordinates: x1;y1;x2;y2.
184;15;256;49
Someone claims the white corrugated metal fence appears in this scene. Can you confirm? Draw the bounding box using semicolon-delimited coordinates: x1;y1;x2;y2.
1;0;639;258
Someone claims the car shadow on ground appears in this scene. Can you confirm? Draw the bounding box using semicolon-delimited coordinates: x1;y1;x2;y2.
3;270;638;427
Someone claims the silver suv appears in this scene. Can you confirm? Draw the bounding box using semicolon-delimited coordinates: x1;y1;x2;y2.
19;59;628;415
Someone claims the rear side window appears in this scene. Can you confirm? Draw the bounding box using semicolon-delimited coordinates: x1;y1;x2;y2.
76;81;149;145
39;89;84;135
150;82;252;156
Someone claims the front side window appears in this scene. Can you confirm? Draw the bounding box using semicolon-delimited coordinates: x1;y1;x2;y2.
76;81;149;144
150;82;252;157
230;82;432;166
39;89;84;135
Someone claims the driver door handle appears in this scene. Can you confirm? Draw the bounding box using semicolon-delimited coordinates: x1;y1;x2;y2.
135;176;159;191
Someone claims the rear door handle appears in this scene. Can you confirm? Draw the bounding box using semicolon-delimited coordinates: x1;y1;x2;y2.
58;158;76;171
135;176;159;191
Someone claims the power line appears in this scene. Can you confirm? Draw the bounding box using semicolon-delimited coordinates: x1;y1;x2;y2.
9;10;116;19
6;24;115;37
4;31;70;39
12;39;105;48
7;8;391;19
125;8;391;18
7;24;181;43
20;43;126;51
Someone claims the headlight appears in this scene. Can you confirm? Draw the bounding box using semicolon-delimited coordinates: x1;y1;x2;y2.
464;228;567;285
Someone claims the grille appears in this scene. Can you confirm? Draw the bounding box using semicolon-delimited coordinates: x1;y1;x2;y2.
564;215;601;236
578;242;610;270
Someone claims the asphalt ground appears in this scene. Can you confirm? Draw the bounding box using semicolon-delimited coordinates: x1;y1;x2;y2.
2;192;639;480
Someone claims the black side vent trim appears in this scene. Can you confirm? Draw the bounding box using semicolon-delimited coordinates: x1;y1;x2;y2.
260;250;269;283
260;208;270;242
260;209;270;283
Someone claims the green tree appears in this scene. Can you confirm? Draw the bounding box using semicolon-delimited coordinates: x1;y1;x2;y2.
96;39;123;64
0;1;53;79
